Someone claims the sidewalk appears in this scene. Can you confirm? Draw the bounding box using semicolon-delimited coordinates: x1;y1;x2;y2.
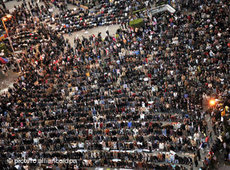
0;70;18;92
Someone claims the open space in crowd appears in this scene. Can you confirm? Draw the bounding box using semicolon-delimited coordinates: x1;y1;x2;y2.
0;0;229;169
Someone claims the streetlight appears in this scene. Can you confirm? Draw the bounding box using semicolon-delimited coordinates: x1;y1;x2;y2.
209;99;216;107
2;14;12;35
1;14;21;72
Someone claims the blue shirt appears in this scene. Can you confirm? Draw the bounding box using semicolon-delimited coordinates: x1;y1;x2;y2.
128;122;132;128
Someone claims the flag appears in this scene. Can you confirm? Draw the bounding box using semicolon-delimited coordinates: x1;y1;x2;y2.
0;57;9;64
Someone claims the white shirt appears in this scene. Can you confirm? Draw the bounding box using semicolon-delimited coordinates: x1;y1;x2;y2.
159;143;164;150
194;133;200;141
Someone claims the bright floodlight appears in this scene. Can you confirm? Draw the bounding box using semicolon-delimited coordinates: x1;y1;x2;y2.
6;14;12;19
2;17;7;22
209;99;216;106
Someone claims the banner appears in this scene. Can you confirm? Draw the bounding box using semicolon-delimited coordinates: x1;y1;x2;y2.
0;57;9;64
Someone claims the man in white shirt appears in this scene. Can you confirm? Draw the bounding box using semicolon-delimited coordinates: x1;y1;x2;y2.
159;142;164;150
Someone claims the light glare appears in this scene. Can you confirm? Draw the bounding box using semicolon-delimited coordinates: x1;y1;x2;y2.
209;99;216;106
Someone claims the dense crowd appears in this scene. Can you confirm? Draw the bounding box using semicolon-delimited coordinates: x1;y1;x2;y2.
200;94;230;169
0;0;229;169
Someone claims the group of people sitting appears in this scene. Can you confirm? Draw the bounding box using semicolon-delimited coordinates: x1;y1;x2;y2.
0;0;229;169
